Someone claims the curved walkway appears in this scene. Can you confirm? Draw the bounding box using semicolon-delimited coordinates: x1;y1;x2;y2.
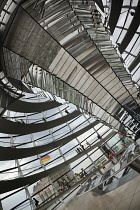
6;100;61;113
0;121;98;160
0;111;80;135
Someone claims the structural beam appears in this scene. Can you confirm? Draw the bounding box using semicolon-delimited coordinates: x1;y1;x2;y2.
119;0;140;54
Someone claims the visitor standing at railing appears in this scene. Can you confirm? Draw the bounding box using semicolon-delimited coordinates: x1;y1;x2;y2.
80;168;87;178
33;198;39;207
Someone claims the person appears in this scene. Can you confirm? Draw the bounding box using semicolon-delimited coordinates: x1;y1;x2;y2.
58;180;64;191
78;147;83;152
65;109;69;114
11;145;16;148
76;148;81;153
122;143;127;148
97;134;101;139
107;153;115;164
130;11;135;16
76;148;79;153
137;92;140;99
81;144;85;150
86;141;91;147
42;117;46;122
82;0;87;4
33;198;39;207
75;173;81;179
134;130;140;144
107;152;115;159
119;132;125;136
63;178;70;189
102;145;110;155
59;180;65;191
103;16;107;26
98;161;106;169
63;178;67;185
107;153;112;159
80;168;87;178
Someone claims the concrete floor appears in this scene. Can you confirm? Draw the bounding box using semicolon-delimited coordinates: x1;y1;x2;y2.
58;174;140;210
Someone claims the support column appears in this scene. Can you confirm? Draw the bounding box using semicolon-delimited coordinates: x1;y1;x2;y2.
0;200;3;210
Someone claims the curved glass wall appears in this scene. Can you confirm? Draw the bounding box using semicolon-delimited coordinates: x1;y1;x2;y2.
0;0;140;210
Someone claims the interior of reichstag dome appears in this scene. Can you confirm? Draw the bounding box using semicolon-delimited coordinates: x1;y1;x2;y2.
0;0;140;209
